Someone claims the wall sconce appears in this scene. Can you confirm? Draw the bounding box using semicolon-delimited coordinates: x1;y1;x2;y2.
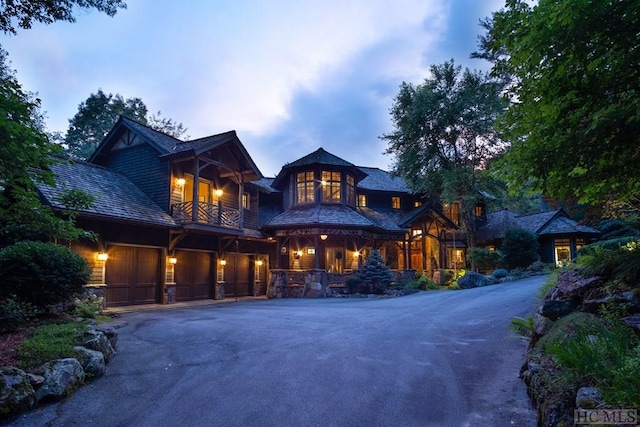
97;252;108;262
176;178;186;187
320;234;328;240
214;189;223;197
321;179;327;186
353;251;360;258
256;260;263;266
168;257;177;265
294;250;302;260
219;259;226;266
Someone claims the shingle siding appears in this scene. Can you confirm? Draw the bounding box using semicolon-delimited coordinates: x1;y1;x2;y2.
104;144;171;210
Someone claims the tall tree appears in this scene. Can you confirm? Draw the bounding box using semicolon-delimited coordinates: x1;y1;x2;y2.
0;0;126;34
64;89;188;159
475;0;640;206
382;60;506;244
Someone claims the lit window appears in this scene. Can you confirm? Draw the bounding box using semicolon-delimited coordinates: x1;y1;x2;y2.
242;193;250;209
414;201;422;207
322;171;341;203
358;194;367;207
443;202;460;226
392;196;401;209
296;172;315;204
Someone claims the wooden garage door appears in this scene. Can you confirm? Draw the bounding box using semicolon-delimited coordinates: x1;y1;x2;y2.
224;254;251;297
174;250;213;302
105;246;161;307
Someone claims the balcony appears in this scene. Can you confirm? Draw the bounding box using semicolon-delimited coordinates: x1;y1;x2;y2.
171;201;240;229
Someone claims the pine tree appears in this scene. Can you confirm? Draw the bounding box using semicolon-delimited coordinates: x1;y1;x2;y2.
357;249;394;294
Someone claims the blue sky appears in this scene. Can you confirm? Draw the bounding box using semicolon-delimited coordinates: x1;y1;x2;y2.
2;0;503;177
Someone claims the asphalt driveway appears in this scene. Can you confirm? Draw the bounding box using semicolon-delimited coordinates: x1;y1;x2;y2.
8;276;543;426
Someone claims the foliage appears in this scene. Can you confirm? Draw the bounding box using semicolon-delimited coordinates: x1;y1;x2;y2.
545;313;640;408
577;238;640;284
0;241;90;308
65;89;187;159
356;249;394;294
491;268;509;279
457;271;491;289
74;294;104;319
467;247;502;273
509;315;534;340
500;228;539;270
595;218;640;240
475;0;640;205
0;295;38;332
16;322;87;370
383;60;506;247
0;0;126;34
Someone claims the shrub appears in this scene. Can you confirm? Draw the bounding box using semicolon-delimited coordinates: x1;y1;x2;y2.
457;271;491;289
0;296;38;333
0;241;90;308
467;247;502;273
500;229;539;269
345;277;363;294
577;238;640;284
356;249;394;294
492;268;509;279
74;294;104;319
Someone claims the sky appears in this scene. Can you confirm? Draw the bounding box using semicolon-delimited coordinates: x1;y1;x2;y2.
1;0;504;177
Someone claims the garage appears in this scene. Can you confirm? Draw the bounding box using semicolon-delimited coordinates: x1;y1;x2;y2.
174;250;213;302
223;253;251;297
105;246;162;307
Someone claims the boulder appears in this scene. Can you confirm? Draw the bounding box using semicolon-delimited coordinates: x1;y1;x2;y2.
0;367;36;417
457;271;491;289
74;346;106;379
36;358;85;403
555;270;602;299
94;325;118;350
623;314;640;332
82;329;116;362
575;387;603;409
539;299;579;320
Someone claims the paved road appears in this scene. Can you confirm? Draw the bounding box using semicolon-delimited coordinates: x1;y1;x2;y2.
8;276;543;427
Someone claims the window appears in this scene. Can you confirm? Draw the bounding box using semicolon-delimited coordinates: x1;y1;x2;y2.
443;202;460;226
242;193;250;209
322;171;341;203
296;171;315;204
392;196;401;209
346;175;355;206
414;201;422;207
358;194;367;207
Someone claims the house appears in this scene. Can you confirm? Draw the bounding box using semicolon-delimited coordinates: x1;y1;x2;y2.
37;117;274;306
474;209;600;266
36;119;463;306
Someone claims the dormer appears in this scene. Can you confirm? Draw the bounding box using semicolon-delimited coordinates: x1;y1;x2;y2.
271;148;367;209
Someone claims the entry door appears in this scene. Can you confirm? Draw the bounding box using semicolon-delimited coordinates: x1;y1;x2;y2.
106;246;161;306
325;248;343;272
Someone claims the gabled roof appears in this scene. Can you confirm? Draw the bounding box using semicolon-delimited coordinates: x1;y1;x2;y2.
36;159;178;228
357;167;410;193
398;203;458;229
475;209;600;242
271;147;368;189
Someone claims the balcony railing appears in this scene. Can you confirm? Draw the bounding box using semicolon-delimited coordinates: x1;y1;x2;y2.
171;201;240;229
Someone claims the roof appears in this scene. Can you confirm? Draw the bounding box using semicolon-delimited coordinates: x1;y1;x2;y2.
357;167;410;193
262;204;376;229
271;147;368;189
475;209;600;242
36;159;178;228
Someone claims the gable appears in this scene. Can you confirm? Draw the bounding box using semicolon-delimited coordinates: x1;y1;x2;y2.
111;129;144;151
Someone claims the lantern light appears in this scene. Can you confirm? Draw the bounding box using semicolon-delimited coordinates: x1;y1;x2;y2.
176;178;186;186
97;252;108;262
168;257;177;265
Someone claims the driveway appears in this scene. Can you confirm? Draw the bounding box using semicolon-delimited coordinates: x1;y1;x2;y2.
9;276;542;426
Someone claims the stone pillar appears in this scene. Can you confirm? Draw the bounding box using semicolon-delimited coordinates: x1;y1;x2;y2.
164;284;176;304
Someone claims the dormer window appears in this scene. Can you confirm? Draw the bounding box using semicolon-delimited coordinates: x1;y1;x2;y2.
322;171;341;203
392;196;401;209
296;172;314;204
358;194;367;207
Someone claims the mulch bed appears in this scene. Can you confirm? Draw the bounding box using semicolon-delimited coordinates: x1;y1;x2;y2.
0;329;30;367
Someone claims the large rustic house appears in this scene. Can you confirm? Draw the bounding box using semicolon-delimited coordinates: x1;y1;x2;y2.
36;118;598;306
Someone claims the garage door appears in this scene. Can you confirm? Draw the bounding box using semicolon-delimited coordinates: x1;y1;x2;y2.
174;250;213;302
224;254;251;297
105;246;161;306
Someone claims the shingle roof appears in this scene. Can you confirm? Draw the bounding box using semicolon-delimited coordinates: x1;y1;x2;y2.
117;116;183;154
356;207;406;232
262;204;376;228
357;167;410;192
475;209;600;242
36;159;177;228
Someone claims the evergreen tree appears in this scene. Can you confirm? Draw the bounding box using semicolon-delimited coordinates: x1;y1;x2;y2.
357;249;394;294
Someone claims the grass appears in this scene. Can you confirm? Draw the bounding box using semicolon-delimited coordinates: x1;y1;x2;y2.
17;321;87;371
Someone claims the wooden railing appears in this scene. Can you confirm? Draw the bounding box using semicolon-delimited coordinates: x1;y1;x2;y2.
171;201;241;229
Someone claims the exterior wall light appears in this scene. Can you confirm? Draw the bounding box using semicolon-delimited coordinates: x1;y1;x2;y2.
215;189;223;197
219;259;227;266
320;234;328;240
353;251;360;258
256;260;263;266
168;257;178;265
176;178;186;186
97;252;108;262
